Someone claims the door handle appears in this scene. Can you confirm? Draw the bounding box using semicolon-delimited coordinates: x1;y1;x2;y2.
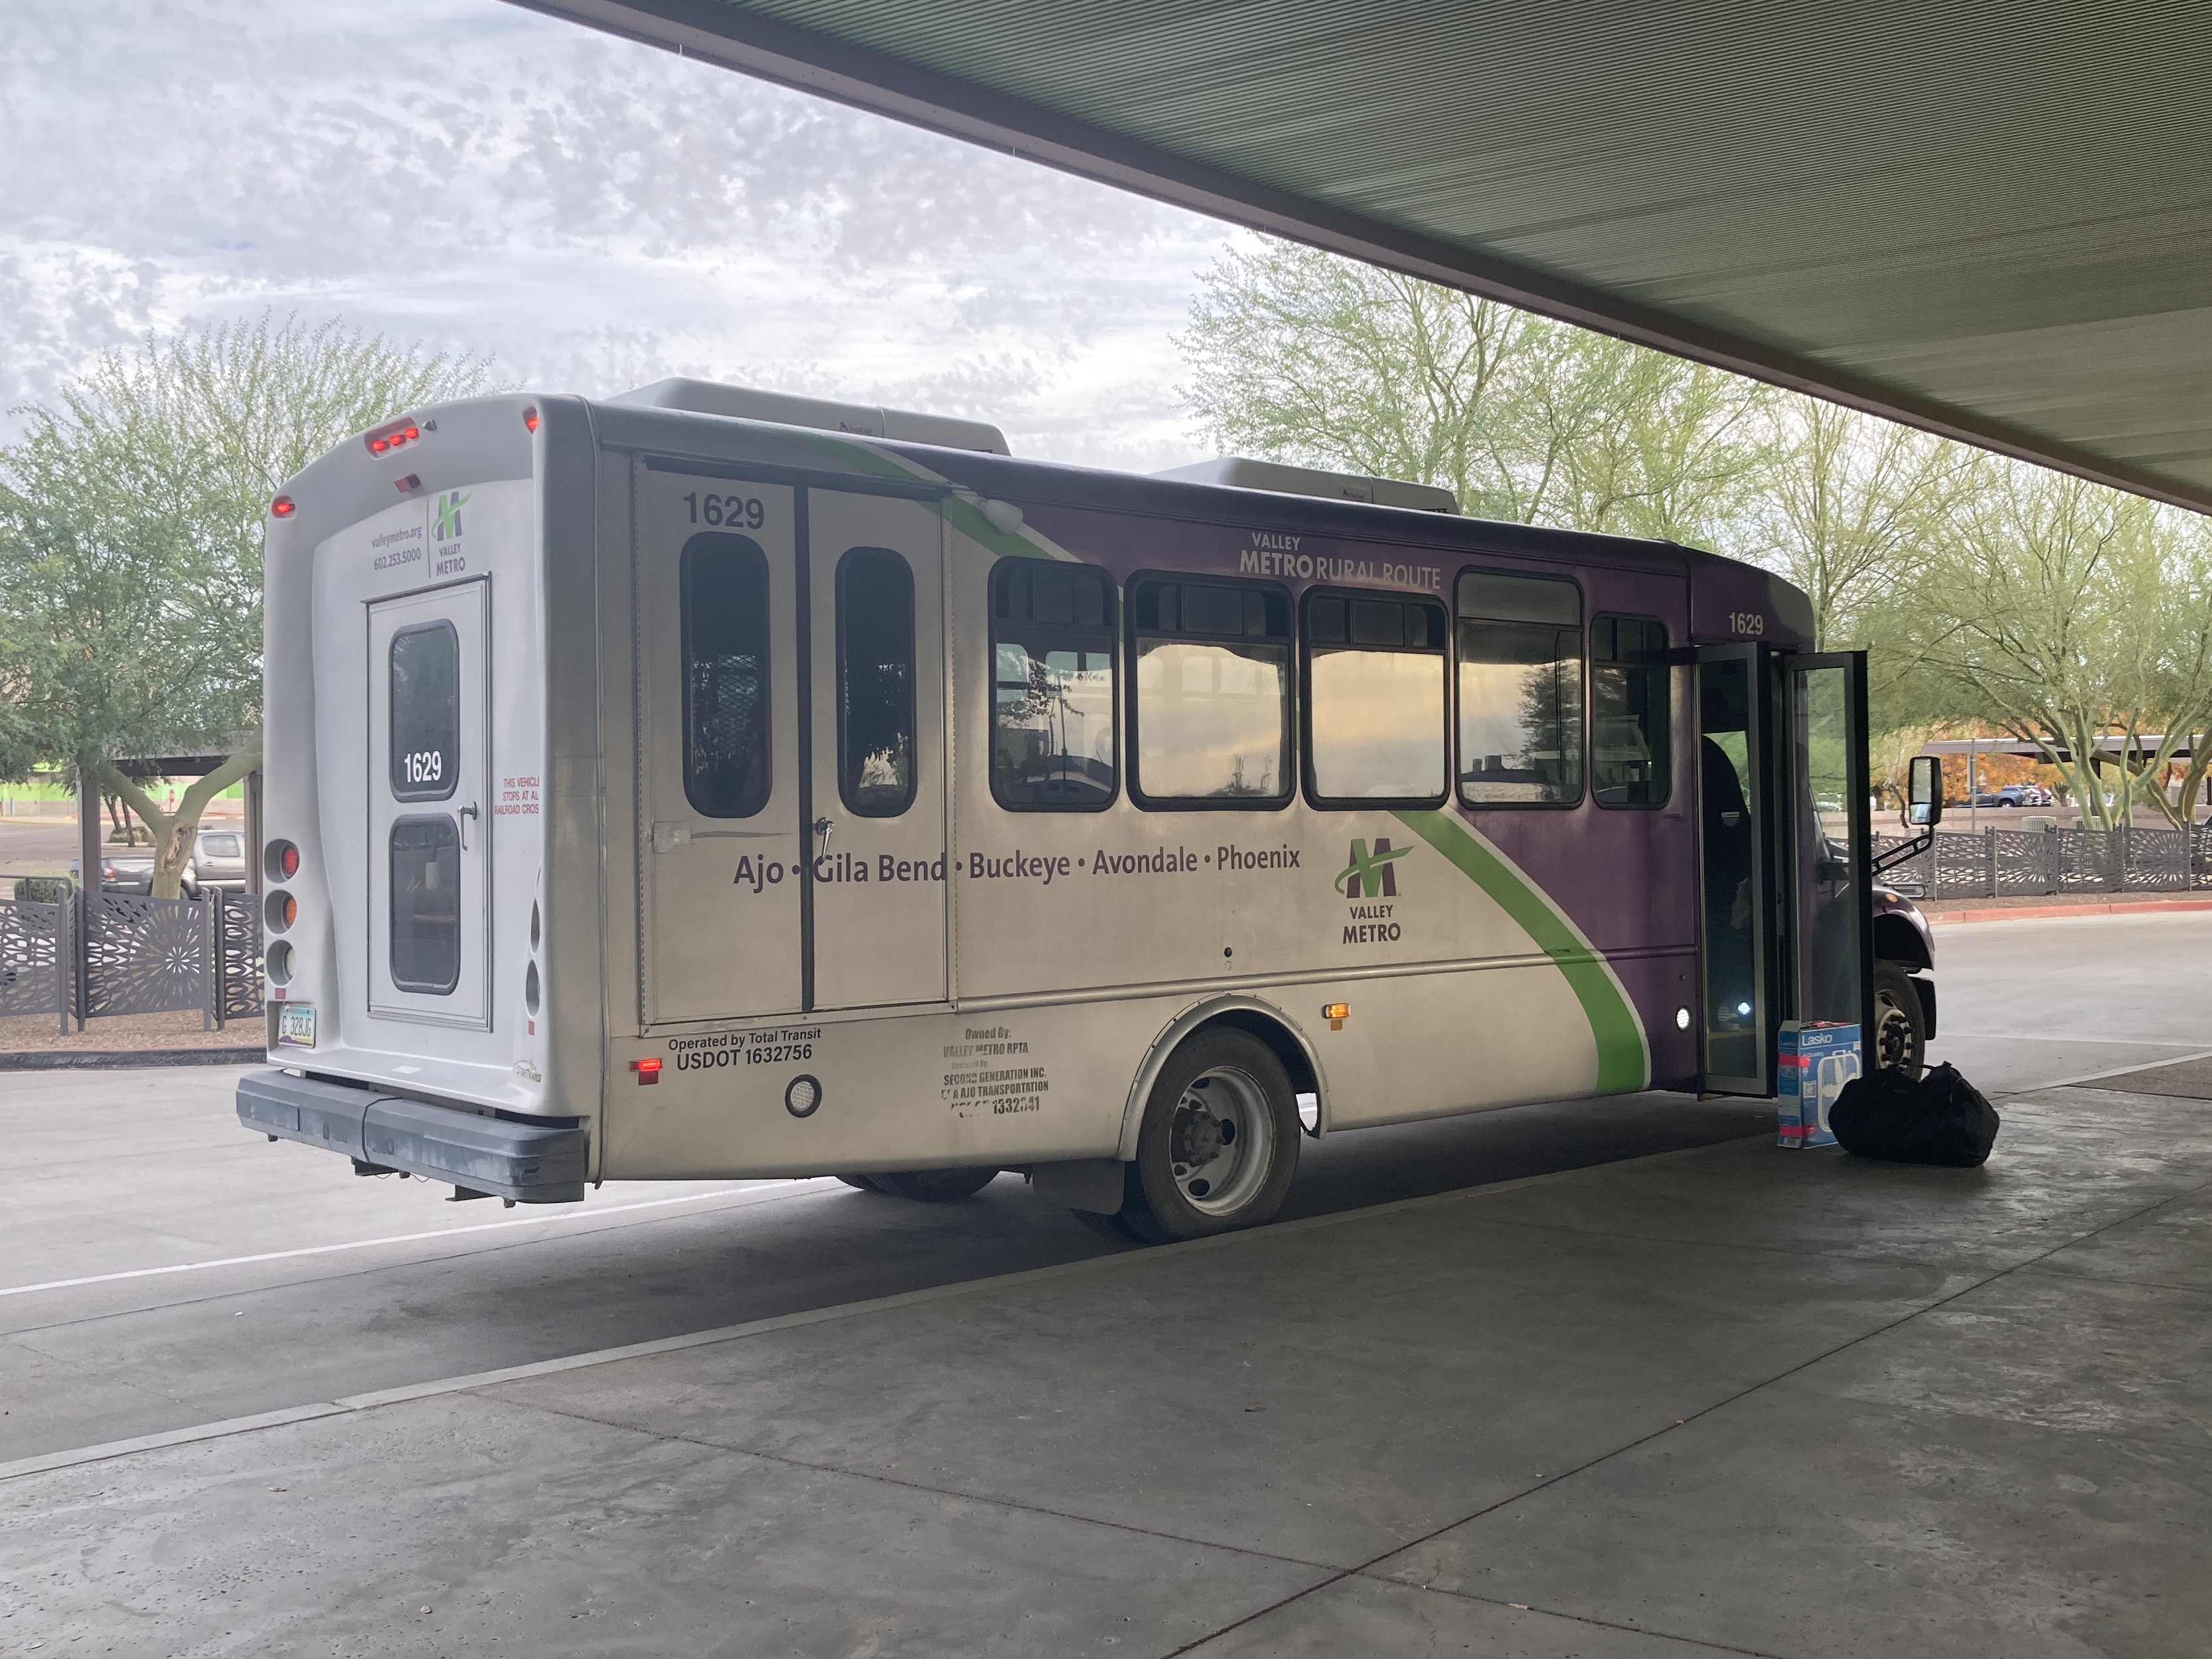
813;817;833;861
459;803;479;850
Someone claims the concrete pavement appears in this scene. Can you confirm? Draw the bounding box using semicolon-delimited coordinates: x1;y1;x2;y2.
3;908;2207;1654
5;1073;2209;1656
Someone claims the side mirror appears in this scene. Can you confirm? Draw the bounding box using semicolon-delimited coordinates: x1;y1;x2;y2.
1907;755;1944;829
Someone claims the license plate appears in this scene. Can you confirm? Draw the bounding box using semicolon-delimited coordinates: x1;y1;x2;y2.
277;1004;317;1048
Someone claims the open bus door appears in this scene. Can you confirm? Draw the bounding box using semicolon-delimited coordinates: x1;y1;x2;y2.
1694;646;1873;1095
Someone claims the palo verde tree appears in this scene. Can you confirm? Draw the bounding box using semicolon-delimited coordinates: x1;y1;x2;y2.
1895;461;2212;830
1177;238;1769;546
1748;395;1973;649
0;315;495;896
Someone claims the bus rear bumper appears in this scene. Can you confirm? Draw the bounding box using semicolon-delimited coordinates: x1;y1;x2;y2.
238;1069;588;1203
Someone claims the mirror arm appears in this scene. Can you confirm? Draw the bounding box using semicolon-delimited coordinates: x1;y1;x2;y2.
1872;830;1936;876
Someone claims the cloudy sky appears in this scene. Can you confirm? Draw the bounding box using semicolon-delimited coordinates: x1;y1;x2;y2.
1;0;1243;468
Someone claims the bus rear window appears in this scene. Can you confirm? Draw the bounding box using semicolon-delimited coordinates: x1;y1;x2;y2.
1303;592;1448;806
837;546;915;817
1457;570;1583;807
681;534;772;819
1131;576;1291;807
388;621;459;802
390;815;460;994
1593;615;1671;807
990;560;1117;809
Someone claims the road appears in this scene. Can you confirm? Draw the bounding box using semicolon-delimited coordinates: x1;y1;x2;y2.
2;909;2203;1468
1927;909;2212;1089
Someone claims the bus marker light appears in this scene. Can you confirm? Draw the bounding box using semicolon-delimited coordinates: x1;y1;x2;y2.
522;405;540;433
1676;1006;1692;1030
270;495;295;518
631;1057;662;1085
363;418;421;455
1323;1002;1350;1030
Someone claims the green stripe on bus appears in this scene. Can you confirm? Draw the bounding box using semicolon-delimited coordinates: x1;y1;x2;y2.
1391;809;1648;1095
781;430;1054;562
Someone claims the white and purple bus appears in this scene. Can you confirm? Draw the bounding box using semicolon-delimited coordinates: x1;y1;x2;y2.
238;380;1936;1241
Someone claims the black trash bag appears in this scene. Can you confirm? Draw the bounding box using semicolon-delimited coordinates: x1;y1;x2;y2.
1828;1062;2000;1168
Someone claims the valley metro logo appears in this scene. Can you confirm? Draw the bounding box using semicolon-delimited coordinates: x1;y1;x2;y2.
1334;837;1408;899
434;489;470;541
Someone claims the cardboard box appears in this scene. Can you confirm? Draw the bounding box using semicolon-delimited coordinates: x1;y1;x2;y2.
1778;1021;1861;1148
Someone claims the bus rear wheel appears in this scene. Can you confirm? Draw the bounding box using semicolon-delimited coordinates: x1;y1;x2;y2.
843;1168;999;1202
1872;961;1926;1076
1117;1030;1300;1244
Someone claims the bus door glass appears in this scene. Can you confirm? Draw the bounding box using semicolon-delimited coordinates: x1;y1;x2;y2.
805;491;948;1009
1784;653;1872;1045
637;469;803;1025
366;578;491;1026
1695;645;1773;1093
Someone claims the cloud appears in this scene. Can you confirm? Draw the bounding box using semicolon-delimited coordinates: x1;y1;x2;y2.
0;0;1232;468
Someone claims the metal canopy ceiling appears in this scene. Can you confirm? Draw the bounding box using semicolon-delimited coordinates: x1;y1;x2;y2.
520;0;2212;512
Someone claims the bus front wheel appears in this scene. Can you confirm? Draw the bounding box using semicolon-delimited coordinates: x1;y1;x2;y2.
1117;1030;1301;1244
1872;961;1927;1076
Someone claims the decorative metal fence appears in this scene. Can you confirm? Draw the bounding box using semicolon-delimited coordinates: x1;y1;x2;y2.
0;884;262;1032
0;896;71;1032
1873;825;2212;900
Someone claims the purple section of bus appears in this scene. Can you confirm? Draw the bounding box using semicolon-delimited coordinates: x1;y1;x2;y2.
998;489;1721;1066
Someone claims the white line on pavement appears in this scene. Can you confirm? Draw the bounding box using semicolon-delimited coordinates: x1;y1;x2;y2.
0;1179;842;1300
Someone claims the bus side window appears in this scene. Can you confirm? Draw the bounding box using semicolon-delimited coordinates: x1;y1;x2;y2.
990;560;1117;809
1457;569;1584;807
1592;614;1672;808
1303;590;1449;807
1129;576;1293;808
681;532;773;819
836;546;915;817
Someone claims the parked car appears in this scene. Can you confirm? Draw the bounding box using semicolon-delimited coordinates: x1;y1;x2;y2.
66;826;247;898
70;848;195;897
190;826;249;893
1997;783;2053;807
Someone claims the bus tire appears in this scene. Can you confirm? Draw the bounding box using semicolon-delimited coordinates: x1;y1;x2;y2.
1872;961;1927;1076
1122;1030;1300;1244
857;1167;1000;1202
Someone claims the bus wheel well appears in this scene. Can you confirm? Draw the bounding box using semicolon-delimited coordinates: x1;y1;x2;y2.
1194;1010;1318;1125
1872;911;1931;975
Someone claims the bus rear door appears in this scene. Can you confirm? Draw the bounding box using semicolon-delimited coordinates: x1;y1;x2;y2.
1694;645;1871;1093
367;578;493;1028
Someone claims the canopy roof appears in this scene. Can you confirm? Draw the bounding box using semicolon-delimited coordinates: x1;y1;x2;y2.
523;0;2212;512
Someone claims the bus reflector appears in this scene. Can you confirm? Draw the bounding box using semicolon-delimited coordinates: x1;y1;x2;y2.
270;495;295;518
631;1057;663;1085
522;405;539;433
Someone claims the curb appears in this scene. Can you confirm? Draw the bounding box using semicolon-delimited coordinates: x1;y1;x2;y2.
1925;897;2212;925
0;1048;265;1071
